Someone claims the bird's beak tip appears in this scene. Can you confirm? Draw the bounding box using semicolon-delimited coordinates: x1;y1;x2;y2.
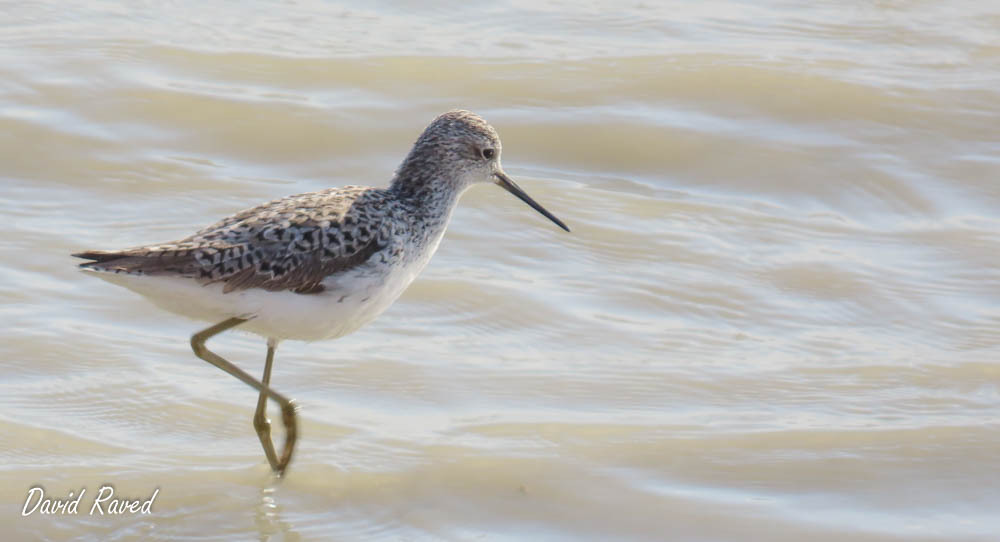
494;172;570;233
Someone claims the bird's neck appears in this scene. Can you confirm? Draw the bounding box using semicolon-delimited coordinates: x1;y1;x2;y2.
390;171;464;241
390;168;464;214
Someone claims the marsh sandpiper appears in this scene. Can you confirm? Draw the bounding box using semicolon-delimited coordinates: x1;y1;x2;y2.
73;110;569;476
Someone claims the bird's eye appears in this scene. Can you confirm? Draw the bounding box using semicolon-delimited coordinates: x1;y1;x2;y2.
481;148;495;160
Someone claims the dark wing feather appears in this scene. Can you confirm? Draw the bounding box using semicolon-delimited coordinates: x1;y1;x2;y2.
215;234;383;294
72;247;206;276
73;187;395;295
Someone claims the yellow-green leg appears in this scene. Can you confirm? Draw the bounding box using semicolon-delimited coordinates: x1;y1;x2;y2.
253;338;280;471
190;318;298;476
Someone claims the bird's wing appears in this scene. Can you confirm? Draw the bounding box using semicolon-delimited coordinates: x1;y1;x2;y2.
73;187;394;295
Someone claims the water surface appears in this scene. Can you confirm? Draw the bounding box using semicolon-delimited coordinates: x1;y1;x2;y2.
1;1;999;541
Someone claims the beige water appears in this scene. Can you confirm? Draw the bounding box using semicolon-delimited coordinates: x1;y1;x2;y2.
2;2;999;540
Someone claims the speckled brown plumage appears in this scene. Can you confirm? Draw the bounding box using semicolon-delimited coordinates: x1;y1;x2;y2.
74;186;406;294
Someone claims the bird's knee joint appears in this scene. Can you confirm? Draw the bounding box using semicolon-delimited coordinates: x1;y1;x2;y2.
253;415;270;432
190;336;205;356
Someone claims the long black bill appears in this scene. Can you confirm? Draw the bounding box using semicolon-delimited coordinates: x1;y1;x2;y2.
494;171;570;232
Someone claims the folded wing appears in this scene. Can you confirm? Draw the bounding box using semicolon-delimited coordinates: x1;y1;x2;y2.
73;187;392;295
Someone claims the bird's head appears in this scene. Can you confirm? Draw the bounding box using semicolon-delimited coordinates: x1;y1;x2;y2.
392;110;569;232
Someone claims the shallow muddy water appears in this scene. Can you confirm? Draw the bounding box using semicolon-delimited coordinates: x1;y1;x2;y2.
1;1;998;540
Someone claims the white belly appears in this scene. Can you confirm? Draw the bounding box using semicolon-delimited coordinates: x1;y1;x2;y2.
84;254;428;342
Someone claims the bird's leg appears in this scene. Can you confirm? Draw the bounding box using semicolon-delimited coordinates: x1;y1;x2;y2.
190;318;298;477
253;338;280;471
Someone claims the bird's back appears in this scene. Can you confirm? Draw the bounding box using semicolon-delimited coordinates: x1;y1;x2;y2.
75;186;404;295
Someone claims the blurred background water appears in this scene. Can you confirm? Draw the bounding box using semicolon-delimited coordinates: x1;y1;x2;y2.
1;1;998;540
